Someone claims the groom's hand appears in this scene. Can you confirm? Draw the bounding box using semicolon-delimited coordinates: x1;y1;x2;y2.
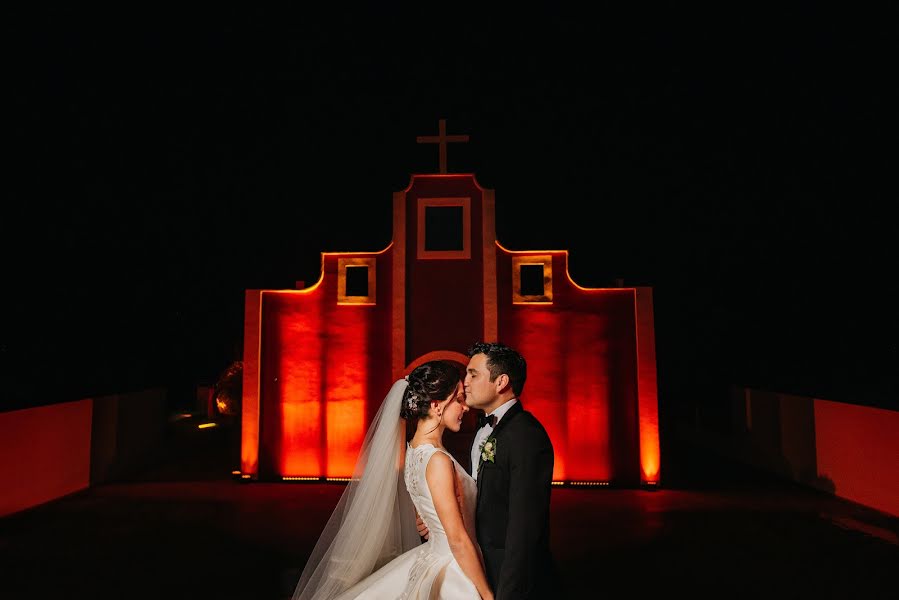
416;513;429;540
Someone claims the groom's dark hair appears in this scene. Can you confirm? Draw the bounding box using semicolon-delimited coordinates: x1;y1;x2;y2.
467;342;527;397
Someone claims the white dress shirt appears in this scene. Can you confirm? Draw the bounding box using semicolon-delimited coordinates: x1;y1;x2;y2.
471;398;518;480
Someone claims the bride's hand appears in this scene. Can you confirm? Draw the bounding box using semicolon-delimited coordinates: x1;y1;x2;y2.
415;513;430;540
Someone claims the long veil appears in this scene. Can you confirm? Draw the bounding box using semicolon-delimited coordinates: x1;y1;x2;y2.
291;378;421;600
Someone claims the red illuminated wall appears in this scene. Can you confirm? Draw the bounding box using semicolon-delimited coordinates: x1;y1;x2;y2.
0;400;92;517
242;173;660;485
725;387;898;517
814;400;899;517
255;252;394;479
495;250;656;484
405;176;485;363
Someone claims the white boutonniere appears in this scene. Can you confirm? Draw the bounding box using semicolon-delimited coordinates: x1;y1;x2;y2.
479;436;496;466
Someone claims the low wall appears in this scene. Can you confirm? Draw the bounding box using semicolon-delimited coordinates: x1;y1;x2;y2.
719;387;898;517
1;388;167;517
90;388;168;484
0;399;92;517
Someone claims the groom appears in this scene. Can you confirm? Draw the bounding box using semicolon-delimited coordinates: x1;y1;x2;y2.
464;341;558;599
416;342;559;598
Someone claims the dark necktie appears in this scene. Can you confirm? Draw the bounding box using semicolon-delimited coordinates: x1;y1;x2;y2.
477;413;497;429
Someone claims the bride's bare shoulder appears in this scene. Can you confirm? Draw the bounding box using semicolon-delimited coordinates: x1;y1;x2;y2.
424;450;454;479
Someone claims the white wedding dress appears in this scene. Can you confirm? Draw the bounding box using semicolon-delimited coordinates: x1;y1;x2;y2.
334;443;481;599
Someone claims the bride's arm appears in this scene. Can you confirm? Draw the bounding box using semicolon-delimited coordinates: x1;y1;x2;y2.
427;453;494;600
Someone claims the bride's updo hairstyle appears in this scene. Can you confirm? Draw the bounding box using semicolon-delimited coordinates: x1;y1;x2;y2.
400;360;461;420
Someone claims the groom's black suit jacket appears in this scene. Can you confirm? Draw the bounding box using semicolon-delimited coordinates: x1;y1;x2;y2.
474;401;559;599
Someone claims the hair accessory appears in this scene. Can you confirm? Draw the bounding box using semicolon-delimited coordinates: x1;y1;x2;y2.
405;391;419;411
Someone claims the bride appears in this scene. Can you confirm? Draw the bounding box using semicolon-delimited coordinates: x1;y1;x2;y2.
292;360;493;600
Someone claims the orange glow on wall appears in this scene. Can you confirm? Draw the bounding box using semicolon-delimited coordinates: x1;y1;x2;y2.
322;308;369;477
267;288;326;477
241;290;262;477
635;288;661;484
249;250;394;480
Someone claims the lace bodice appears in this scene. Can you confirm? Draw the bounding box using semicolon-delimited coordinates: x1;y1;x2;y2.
326;444;482;599
403;443;478;555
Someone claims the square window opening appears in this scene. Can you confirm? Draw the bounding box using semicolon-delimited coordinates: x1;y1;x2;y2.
345;266;369;297
424;206;464;251
520;264;545;296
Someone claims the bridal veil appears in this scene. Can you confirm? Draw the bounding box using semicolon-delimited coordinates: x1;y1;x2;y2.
291;378;421;600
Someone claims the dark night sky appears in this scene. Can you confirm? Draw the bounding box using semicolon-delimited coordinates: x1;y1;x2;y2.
5;5;897;417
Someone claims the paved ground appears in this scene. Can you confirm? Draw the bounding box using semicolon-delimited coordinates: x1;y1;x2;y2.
1;417;896;599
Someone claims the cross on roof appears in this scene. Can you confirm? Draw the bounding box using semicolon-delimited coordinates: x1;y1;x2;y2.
416;118;469;174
